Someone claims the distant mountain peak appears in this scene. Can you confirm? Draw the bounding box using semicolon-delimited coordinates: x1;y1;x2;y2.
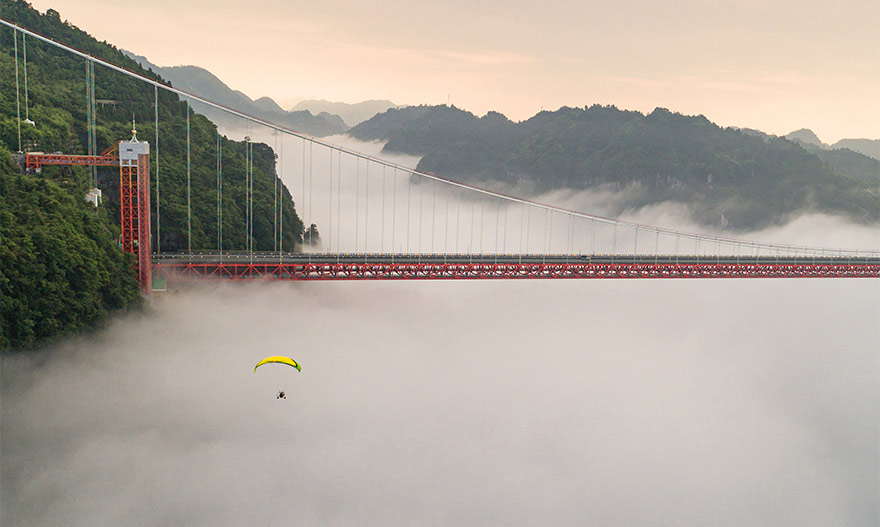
785;128;824;147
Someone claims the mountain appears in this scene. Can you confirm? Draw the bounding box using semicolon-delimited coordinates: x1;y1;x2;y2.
830;139;880;161
291;99;398;127
122;52;348;137
785;129;880;161
785;128;824;148
349;105;879;230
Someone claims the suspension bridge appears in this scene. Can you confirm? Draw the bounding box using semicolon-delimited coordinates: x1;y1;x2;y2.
4;18;879;294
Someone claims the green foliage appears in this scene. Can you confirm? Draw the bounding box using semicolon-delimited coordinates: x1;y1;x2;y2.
0;0;304;252
1;166;142;351
351;104;879;229
0;1;305;350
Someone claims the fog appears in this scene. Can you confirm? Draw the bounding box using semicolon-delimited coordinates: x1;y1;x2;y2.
2;134;878;526
225;130;880;256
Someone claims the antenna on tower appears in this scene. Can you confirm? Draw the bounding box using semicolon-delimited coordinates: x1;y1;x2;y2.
131;115;138;142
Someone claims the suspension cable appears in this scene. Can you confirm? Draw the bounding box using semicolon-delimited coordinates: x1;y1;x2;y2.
4;18;873;258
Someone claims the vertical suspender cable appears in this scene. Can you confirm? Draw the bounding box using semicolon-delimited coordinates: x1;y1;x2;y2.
479;198;484;254
567;214;573;255
365;160;369;252
14;29;21;152
381;165;386;252
309;141;313;247
250;141;254;252
155;85;160;253
23;33;29;124
279;133;284;255
590;219;596;254
612;223;618;255
336;150;341;251
301;138;306;245
328;146;333;252
495;201;500;255
85;60;91;162
445;191;450;253
184;101;191;253
455;189;462;253
217;133;223;254
431;188;436;253
355;158;360;250
545;209;551;254
418;185;423;253
519;203;525;254
634;226;639;255
406;174;411;253
391;166;396;252
245;139;250;252
90;61;96;186
273;130;278;252
503;205;508;254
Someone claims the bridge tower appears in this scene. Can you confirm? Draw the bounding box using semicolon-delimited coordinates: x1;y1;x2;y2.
118;122;151;294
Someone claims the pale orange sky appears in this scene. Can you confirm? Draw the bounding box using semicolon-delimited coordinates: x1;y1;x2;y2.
24;0;880;142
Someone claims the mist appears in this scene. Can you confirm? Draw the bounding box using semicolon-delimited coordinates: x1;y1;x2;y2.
218;131;880;256
3;134;878;526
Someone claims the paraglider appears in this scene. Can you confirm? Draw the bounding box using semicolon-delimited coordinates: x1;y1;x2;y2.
254;356;301;400
254;356;302;372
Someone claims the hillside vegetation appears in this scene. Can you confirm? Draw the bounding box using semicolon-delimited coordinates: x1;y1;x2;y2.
350;105;879;230
0;1;303;350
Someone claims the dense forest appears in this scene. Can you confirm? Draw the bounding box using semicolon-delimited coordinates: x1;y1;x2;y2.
350;105;879;230
0;1;304;351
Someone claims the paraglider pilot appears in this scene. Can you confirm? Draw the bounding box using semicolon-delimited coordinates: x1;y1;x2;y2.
277;391;286;399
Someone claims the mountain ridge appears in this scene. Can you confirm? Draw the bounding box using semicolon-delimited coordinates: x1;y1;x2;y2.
349;105;879;230
121;51;348;136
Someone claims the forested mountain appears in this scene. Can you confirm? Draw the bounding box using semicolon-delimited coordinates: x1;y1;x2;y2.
0;1;304;350
349;105;879;229
123;52;349;137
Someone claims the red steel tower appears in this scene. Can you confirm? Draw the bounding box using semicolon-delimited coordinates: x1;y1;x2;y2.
118;130;151;294
26;124;152;294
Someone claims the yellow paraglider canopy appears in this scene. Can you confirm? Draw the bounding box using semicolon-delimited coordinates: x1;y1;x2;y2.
254;356;302;373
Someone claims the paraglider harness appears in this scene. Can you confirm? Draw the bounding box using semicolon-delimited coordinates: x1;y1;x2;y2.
277;391;286;399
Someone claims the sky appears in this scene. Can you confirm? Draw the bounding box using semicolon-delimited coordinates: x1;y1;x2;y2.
23;0;880;143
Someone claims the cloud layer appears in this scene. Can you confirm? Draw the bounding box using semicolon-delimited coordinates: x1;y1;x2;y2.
3;268;877;525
